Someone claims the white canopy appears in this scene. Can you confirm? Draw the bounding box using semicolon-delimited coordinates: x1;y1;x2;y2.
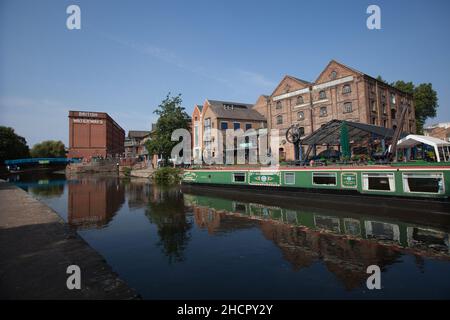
397;134;450;162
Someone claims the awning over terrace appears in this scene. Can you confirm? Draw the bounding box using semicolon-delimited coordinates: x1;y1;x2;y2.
397;134;450;162
301;120;402;146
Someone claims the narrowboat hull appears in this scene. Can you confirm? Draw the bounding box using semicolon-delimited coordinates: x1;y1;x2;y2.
182;164;450;200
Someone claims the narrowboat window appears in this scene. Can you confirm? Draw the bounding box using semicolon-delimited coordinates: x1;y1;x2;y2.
285;210;297;224
365;221;400;242
362;173;395;191
232;172;246;182
402;173;444;194
312;172;336;185
284;172;295;185
233;202;247;213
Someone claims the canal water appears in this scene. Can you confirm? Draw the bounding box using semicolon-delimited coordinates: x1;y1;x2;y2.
6;172;450;299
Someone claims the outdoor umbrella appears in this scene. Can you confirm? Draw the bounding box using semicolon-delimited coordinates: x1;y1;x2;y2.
340;122;351;160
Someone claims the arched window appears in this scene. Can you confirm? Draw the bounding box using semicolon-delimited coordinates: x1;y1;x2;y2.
342;84;351;94
276;115;283;125
319;90;326;99
297;111;304;120
276;101;282;109
320;106;327;117
330;71;337;79
297;95;304;105
343;102;352;113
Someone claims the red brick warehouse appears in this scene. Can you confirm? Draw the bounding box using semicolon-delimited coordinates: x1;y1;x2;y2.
68;111;125;159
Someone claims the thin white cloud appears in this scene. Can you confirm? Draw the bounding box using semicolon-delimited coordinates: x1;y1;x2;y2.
104;34;233;87
237;70;276;88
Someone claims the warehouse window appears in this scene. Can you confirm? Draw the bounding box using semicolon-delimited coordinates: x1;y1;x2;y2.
312;172;337;186
402;173;444;194
342;84;351;94
319;90;327;99
276;115;283;125
220;122;228;130
232;172;246;182
343;102;352;113
284;172;295;185
362;173;395;191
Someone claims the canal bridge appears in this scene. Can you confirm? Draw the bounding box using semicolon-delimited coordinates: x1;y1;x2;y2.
4;158;78;172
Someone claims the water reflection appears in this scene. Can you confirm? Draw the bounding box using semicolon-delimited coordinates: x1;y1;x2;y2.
183;190;450;290
145;186;192;263
67;177;125;229
8;174;450;298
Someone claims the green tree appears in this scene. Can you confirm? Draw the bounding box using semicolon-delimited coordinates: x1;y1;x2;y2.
145;93;190;164
30;140;66;158
412;83;438;133
0;126;30;164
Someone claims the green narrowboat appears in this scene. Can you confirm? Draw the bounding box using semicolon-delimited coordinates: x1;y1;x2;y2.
182;163;450;200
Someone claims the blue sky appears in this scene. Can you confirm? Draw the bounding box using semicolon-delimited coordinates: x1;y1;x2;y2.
1;0;449;146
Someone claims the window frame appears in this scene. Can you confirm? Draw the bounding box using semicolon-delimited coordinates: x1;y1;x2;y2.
276;101;282;109
276;115;283;125
402;172;445;194
319;90;327;99
343;102;352;113
312;172;337;186
342;84;351;94
220;121;228;130
232;172;247;183
284;172;295;185
362;172;396;192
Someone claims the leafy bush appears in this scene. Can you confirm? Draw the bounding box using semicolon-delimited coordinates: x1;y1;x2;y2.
153;167;182;184
122;167;132;177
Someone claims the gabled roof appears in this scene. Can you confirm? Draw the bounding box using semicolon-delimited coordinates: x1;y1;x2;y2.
205;99;266;121
196;104;203;112
314;59;364;83
270;75;312;97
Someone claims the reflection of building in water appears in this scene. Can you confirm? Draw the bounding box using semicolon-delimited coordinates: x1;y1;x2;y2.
184;192;450;290
192;206;256;235
125;180;152;209
68;178;125;229
407;227;450;254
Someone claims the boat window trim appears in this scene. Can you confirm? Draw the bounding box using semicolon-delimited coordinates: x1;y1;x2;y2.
284;172;295;185
312;172;337;186
402;172;445;194
232;172;246;183
362;172;396;192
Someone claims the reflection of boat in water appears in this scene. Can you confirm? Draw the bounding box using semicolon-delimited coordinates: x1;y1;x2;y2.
183;187;450;290
182;186;450;258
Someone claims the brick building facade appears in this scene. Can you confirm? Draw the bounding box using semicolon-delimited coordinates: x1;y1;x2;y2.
68;111;125;159
255;60;416;161
191;99;267;162
424;122;450;142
